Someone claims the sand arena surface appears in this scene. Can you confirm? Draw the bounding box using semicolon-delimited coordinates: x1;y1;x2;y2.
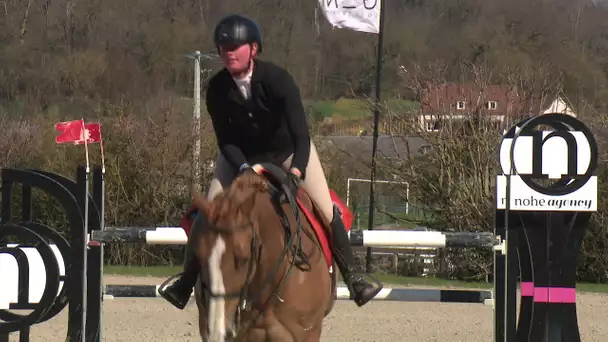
9;275;608;341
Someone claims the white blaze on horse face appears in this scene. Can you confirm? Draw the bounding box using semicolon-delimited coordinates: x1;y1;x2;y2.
208;235;227;341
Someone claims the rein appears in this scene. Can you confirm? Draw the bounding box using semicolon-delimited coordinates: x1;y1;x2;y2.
200;181;319;340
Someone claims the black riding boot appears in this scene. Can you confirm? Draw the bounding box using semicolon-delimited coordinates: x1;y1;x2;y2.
158;213;202;309
158;250;199;309
329;206;383;307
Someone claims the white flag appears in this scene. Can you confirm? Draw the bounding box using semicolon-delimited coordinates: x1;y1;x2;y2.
318;0;381;34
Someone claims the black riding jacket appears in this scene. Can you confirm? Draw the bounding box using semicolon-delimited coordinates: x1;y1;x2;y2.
205;59;311;178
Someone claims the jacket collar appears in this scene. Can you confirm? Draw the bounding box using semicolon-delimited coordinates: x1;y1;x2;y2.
251;59;266;83
220;59;265;81
218;59;267;103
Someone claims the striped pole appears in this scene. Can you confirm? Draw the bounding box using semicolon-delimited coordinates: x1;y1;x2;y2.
348;230;500;248
104;285;168;298
104;284;493;305
90;227;187;245
336;287;493;304
91;227;501;249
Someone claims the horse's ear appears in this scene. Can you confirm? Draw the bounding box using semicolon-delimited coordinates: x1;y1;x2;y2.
192;190;212;216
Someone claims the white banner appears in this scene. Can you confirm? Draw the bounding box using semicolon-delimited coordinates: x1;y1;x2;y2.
495;175;597;212
318;0;381;34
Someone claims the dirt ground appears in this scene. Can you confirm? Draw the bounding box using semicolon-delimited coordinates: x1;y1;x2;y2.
9;275;608;341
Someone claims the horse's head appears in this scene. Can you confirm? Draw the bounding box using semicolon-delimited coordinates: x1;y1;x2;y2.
191;172;270;341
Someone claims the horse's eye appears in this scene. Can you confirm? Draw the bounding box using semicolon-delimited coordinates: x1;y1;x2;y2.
235;256;249;269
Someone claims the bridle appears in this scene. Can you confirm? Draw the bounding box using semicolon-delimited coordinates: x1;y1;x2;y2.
199;182;320;340
200;218;259;334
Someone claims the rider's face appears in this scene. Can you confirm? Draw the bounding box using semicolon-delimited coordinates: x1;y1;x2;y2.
219;43;256;74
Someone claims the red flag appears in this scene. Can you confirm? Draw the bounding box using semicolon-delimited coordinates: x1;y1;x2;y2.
74;123;101;145
55;119;85;144
55;120;102;145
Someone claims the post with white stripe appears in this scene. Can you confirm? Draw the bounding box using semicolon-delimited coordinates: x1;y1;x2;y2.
495;114;598;342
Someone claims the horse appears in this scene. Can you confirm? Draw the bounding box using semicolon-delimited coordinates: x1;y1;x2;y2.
189;164;339;341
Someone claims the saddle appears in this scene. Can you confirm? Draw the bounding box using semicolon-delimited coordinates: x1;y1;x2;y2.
180;163;347;268
181;164;318;232
251;163;327;269
251;163;313;206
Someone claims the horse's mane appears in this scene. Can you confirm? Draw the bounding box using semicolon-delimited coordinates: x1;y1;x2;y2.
228;172;269;195
205;172;269;232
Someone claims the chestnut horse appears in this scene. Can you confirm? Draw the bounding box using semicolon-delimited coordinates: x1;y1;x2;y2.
189;165;337;341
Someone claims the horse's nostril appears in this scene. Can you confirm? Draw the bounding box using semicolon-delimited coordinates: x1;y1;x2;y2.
225;330;235;341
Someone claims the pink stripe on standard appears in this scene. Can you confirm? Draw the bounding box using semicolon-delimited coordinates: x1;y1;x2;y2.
550;288;576;303
534;287;549;302
520;282;534;296
533;287;576;303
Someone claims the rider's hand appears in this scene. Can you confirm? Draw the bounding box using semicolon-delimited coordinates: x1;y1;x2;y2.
289;167;302;178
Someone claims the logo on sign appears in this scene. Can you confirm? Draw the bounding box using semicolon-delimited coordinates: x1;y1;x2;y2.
0;224;66;336
496;113;598;212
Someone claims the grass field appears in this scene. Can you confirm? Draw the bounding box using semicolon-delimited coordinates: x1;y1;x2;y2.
103;265;608;294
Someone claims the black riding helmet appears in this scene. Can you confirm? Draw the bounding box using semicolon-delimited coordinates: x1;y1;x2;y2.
213;14;263;54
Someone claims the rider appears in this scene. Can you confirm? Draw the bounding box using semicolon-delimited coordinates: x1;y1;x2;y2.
159;14;383;309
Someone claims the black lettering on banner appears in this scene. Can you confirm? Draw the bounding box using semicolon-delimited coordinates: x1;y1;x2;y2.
364;0;378;9
327;0;339;9
327;0;378;10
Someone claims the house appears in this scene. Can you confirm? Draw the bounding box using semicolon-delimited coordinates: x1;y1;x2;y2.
418;83;577;132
